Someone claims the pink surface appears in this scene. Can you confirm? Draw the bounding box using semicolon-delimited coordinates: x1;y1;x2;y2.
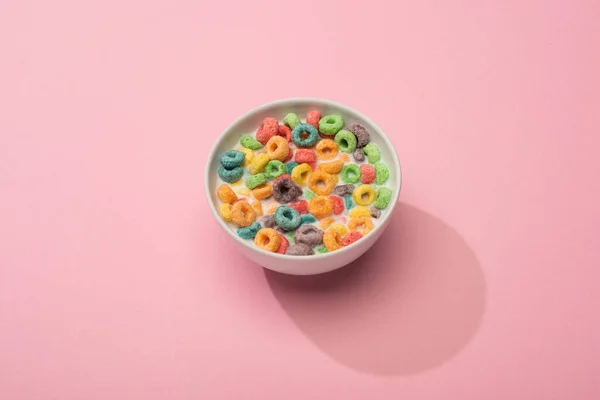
1;0;599;399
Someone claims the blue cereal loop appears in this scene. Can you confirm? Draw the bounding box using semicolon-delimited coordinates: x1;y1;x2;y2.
220;150;245;169
343;194;355;210
300;214;317;225
291;123;319;147
218;165;244;183
236;221;261;239
274;205;302;231
286;161;298;175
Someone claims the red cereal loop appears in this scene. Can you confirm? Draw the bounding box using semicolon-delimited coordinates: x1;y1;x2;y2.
276;234;289;254
277;124;292;142
360;164;375;184
341;231;363;246
273;173;291;183
294;149;317;164
319;132;330;139
284;148;294;162
306;111;321;129
289;200;309;214
330;196;344;215
256;117;279;144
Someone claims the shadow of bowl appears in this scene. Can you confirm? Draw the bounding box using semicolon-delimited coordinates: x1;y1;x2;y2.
264;203;486;375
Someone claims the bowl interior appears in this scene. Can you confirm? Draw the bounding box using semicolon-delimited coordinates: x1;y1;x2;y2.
205;98;402;266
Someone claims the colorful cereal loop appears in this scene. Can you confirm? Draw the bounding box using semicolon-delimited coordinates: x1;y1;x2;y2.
254;228;282;252
353;184;376;206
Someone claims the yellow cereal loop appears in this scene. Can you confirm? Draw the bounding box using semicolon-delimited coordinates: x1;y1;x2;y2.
251;198;263;216
348;216;375;235
217;184;237;204
291;163;312;186
352;184;376;206
218;203;233;222
249;153;270;174
318;160;344;174
237;187;251;196
236;147;254;167
349;207;371;218
329;224;349;237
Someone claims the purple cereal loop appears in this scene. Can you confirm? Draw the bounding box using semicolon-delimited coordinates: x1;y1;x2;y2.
348;123;370;148
369;207;381;218
294;224;324;247
286;243;315;256
353;148;365;163
272;177;303;203
259;214;277;228
333;184;355;197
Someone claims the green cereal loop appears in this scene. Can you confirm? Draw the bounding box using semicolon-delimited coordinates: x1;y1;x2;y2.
274;205;302;231
317;247;328;254
341;164;361;184
318;115;344;135
283;113;301;129
265;160;286;179
374;187;392;209
245;173;267;189
343;194;355;210
240;134;263;150
374;163;389;185
287;232;295;243
300;214;317;225
286;161;298;175
334;130;357;153
304;190;316;200
363;143;381;163
237;221;261;239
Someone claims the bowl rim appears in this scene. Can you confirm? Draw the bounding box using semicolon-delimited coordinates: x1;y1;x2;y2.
204;97;402;260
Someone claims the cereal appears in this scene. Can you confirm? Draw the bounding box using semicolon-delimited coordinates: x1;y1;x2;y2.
292;123;320;147
343;194;355;210
268;206;278;214
339;153;351;163
330;195;344;215
245;173;267;189
286;161;298;175
341;231;363;246
249;153;270;174
374;163;389;185
362;143;381;163
252;183;273;200
277;125;292;142
284;148;294;162
273;173;291;183
236;147;254;166
315;139;339;160
318;160;343;175
348;216;374;235
349;207;371;218
289;199;308;214
308;170;336;196
291;163;312;186
323;224;349;251
359;164;375;184
370;207;381;218
218;165;244;183
220;150;245;169
240;134;263;150
353;148;365;163
294;224;324;247
272;177;303;203
348;123;370;148
333;183;355;196
318;115;344;135
230;180;243;187
286;243;314;256
257;117;279;145
276;234;289;254
231;200;256;227
341;164;361;184
300;214;317;225
373;187;392;209
237;187;251;196
353;184;376;206
254;228;282;252
264;160;286;179
306;110;321;129
259;214;277;229
237;221;261;239
295;149;317;164
304;190;316;200
283;113;301;129
274;205;302;231
308;195;333;219
217;184;237;204
264;136;290;162
334;130;357;153
219;203;233;222
317;247;328;254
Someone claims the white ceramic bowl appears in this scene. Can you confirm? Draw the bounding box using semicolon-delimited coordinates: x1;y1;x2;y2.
205;98;402;275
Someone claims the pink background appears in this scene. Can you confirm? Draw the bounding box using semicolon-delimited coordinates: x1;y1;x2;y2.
1;0;599;399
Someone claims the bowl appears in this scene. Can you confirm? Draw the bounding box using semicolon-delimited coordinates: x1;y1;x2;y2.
205;98;402;275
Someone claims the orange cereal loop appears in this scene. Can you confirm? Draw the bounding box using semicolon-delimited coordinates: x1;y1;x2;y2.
218;203;233;222
315;139;339;160
236;147;254;167
230;200;256;227
291;163;312;186
251;199;263;216
264;136;290;162
249;153;270;174
217;184;237;204
237;187;251;196
308;170;336;196
352;184;376;206
268;206;278;214
323;224;349;252
252;183;273;200
339;153;351;162
308;195;333;219
254;228;282;252
319;217;335;230
318;159;344;174
348;216;375;235
349;207;371;218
